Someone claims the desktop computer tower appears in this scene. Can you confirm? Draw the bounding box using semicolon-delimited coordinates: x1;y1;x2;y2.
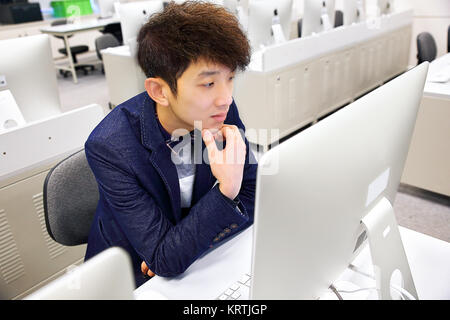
0;2;43;24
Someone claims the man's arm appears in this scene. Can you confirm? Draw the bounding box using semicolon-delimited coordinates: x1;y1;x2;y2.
85;130;256;277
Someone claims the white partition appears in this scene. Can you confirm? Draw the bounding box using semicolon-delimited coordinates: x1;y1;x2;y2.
234;10;413;149
0;104;105;300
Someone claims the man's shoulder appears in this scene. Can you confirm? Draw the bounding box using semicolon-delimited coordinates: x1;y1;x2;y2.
86;92;149;148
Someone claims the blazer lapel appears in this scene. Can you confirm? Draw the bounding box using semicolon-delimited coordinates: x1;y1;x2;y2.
148;146;182;222
139;94;182;222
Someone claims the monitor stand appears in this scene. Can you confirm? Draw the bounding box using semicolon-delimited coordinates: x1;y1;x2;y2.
271;23;286;45
321;13;332;31
360;197;418;300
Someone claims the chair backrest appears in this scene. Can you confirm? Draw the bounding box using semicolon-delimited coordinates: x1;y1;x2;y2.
297;18;302;38
334;10;343;28
95;33;121;60
101;22;123;44
416;32;437;64
43;149;99;246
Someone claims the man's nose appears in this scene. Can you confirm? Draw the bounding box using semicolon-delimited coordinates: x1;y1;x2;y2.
215;82;233;107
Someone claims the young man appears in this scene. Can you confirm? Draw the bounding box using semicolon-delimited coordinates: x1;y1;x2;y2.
84;1;257;287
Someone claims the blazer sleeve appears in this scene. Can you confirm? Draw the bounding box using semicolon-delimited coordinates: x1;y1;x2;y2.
84;102;257;277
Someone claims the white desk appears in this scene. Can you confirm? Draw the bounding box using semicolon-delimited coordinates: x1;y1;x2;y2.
134;225;450;300
40;18;120;84
401;53;450;196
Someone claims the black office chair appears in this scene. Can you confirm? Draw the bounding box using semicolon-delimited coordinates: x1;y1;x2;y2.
100;22;123;45
334;10;343;28
416;32;437;64
297;18;302;38
51;19;95;77
43;149;98;246
95;33;121;74
447;25;449;53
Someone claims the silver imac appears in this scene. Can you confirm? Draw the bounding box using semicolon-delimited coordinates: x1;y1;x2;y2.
324;0;336;29
247;0;293;52
98;0;121;18
250;63;429;299
24;247;135;300
378;0;393;15
119;0;164;54
343;0;358;25
302;0;324;37
0;34;62;123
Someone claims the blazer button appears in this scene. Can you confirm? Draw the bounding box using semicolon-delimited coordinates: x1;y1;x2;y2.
230;223;238;229
219;232;225;238
224;228;231;233
213;237;219;242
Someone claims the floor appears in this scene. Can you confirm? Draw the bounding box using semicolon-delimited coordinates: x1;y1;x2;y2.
56;64;450;243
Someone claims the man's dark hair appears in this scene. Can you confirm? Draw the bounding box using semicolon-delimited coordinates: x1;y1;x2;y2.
137;1;251;95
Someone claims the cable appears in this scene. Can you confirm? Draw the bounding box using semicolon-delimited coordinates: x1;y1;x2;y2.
328;284;343;300
391;284;416;301
348;263;375;280
328;264;417;300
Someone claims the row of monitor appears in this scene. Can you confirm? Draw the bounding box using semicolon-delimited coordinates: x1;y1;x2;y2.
0;0;397;133
98;0;397;56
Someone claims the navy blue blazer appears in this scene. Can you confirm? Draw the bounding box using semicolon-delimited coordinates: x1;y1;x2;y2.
84;92;257;287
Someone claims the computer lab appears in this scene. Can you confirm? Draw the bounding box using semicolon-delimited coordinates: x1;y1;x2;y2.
0;0;449;304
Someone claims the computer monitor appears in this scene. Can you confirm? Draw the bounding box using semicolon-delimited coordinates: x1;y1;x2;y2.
119;0;164;54
223;0;249;30
342;0;365;25
247;0;293;51
324;0;336;29
223;0;249;14
249;62;429;299
0;34;62;123
302;0;332;37
98;0;121;18
342;0;356;25
378;0;393;15
24;247;135;300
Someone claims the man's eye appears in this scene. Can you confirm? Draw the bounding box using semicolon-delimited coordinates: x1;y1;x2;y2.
229;76;235;81
204;82;214;87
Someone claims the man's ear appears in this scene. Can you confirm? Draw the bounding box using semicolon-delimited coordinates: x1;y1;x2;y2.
145;78;170;106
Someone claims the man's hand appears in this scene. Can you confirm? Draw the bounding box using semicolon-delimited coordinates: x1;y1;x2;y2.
202;125;246;200
141;261;155;277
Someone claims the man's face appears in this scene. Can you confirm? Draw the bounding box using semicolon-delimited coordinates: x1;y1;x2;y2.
165;59;235;134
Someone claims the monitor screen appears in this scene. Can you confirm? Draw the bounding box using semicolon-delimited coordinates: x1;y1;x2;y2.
247;0;293;52
24;247;135;300
119;0;164;52
249;63;428;299
98;0;121;18
343;0;358;25
302;0;324;37
0;34;61;123
378;0;393;15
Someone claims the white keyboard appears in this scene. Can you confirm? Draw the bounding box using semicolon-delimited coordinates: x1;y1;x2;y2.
216;273;252;300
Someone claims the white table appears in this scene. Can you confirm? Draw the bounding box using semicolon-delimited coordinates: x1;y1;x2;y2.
401;53;450;196
40;18;120;84
134;225;450;300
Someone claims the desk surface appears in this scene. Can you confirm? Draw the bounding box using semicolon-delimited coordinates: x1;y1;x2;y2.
39;17;119;35
134;225;450;300
423;53;450;100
